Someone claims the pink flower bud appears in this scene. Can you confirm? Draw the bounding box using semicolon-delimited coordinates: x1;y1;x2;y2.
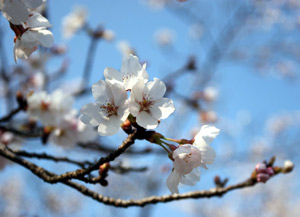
255;163;268;173
256;173;270;183
267;167;274;176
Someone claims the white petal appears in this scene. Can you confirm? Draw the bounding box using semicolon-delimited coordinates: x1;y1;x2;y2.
166;170;181;194
128;100;140;117
121;54;142;77
23;0;43;8
180;168;200;186
80;103;102;126
97;116;121;136
121;54;148;90
145;78;166;100
151;98;175;120
109;82;127;107
173;145;202;174
194;125;220;145
36;29;53;48
2;0;29;24
104;67;123;85
92;80;113;103
193;138;216;165
117;104;130;122
136;111;158;129
26;12;51;28
130;79;144;102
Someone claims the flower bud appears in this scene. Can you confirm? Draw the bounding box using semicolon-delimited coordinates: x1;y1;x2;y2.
282;160;294;173
99;162;110;176
256;173;270;183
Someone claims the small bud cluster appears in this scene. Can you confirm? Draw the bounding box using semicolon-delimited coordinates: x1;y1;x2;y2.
255;163;274;183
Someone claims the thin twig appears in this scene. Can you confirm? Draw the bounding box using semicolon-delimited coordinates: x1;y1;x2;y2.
0;107;23;122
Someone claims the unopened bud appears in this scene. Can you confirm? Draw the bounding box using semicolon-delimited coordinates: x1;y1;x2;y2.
99;162;110;176
169;144;177;151
282;160;294;173
121;119;132;134
256;173;270;183
16;91;27;110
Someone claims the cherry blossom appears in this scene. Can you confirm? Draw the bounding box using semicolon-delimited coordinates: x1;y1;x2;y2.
0;0;43;24
166;125;220;194
129;78;175;129
49;112;97;147
62;6;87;39
26;89;74;126
80;80;129;136
13;12;53;63
104;54;148;90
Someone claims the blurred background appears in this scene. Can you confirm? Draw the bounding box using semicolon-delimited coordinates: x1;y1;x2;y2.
0;0;300;216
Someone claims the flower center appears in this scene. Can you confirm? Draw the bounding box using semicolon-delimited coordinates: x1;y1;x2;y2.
183;153;192;163
139;98;154;113
100;103;118;117
40;101;50;111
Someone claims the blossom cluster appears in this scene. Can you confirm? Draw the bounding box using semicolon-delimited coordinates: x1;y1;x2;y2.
0;0;53;62
80;54;175;136
255;163;274;183
26;89;96;146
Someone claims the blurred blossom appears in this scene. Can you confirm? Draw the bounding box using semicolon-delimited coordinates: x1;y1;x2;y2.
275;60;296;79
266;113;293;135
200;110;218;123
62;6;87;39
144;0;170;10
27;89;74;126
188;23;204;40
117;40;135;57
101;29;115;41
154;28;175;47
49;111;97;147
0;131;14;145
28;72;45;90
202;86;219;103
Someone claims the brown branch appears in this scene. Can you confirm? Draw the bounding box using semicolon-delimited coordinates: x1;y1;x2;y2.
2;130;138;183
78;142;165;155
0;125;43;138
0;142;289;208
0;106;23;122
13;148;147;173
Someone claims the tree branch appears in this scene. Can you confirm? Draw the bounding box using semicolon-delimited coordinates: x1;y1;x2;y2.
0;142;289;208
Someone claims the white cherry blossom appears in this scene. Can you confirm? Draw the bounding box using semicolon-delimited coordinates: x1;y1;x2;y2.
0;0;43;24
166;125;220;194
13;12;53;63
26;89;73;126
80;80;129;136
129;78;175;129
104;54;148;90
